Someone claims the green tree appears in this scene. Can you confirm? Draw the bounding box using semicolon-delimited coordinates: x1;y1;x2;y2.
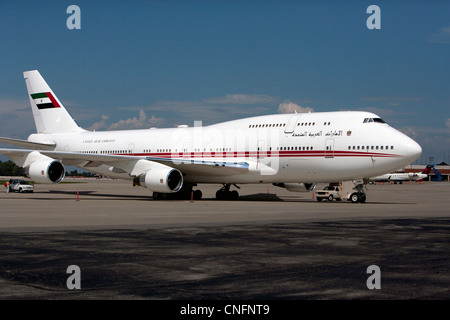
0;160;23;176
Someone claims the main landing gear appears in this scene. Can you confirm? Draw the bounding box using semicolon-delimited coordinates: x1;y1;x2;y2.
150;183;241;201
215;184;240;200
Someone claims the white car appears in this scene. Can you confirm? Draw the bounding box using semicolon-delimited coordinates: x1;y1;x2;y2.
316;185;341;202
8;179;34;193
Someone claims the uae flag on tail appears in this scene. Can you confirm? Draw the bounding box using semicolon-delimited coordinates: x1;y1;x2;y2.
31;92;61;109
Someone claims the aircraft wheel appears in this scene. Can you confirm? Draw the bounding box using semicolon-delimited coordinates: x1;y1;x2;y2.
359;194;367;203
193;190;202;200
230;190;239;200
350;193;359;203
216;190;224;200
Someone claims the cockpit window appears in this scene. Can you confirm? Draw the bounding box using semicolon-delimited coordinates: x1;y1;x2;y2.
373;118;386;123
363;117;386;124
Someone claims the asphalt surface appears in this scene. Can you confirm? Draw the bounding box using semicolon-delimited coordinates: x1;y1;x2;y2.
0;179;449;300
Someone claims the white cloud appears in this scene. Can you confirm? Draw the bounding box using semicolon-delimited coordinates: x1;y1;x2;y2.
88;114;109;131
148;115;166;126
115;96;273;125
107;110;165;130
277;102;313;114
427;26;450;44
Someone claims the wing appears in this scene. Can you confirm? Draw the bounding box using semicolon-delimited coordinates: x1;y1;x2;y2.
145;156;249;176
0;148;250;177
0;137;56;150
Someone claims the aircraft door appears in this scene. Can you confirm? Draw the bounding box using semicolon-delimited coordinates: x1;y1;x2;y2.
183;142;191;159
257;138;277;175
257;139;266;162
284;116;299;134
325;139;334;158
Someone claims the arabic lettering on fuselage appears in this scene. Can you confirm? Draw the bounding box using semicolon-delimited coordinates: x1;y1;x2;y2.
292;130;343;138
325;130;343;137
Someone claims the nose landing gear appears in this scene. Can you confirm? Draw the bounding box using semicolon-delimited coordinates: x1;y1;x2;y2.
349;180;367;203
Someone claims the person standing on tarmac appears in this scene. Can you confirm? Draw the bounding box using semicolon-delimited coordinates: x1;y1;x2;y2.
4;180;10;193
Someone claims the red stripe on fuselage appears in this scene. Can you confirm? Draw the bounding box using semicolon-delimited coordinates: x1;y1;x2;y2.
112;150;401;158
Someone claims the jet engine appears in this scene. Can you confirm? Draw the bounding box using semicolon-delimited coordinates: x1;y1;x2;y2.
25;159;65;184
273;182;316;192
143;166;183;193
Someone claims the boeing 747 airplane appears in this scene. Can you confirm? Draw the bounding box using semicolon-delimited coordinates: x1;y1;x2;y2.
0;70;422;202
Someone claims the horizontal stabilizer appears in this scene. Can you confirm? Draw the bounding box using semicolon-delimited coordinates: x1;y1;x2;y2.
0;137;56;150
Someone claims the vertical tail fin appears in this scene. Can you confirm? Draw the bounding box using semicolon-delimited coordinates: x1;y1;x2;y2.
422;165;432;175
24;70;85;134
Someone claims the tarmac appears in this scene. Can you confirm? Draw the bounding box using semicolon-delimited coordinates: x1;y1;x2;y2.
0;178;449;300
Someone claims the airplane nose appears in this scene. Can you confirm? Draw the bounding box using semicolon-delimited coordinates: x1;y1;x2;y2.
405;139;422;162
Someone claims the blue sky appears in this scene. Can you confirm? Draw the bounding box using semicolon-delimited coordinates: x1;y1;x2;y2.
0;0;449;164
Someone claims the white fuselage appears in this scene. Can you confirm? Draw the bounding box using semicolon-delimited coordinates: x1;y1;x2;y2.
27;111;422;184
